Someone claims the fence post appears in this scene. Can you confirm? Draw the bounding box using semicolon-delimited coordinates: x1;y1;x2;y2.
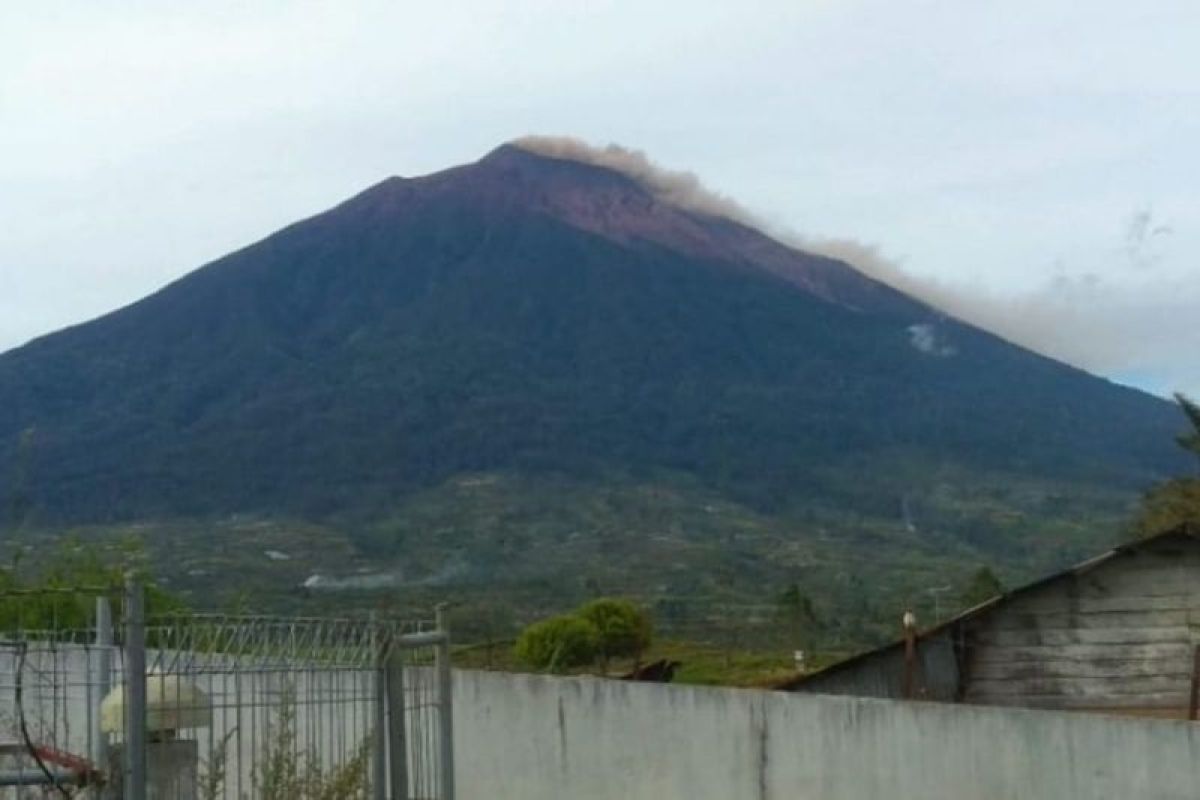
124;577;147;800
902;610;917;700
93;596;114;789
372;616;387;800
386;645;408;800
436;605;455;800
1189;645;1200;721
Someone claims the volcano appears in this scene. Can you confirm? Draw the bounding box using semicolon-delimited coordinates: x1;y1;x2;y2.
0;142;1187;527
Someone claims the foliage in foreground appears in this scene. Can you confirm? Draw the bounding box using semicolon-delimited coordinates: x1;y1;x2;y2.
1174;393;1200;458
1135;479;1200;537
0;538;182;630
515;596;655;672
960;567;1005;608
202;690;371;800
514;613;601;671
774;583;822;651
577;597;653;668
1135;393;1200;537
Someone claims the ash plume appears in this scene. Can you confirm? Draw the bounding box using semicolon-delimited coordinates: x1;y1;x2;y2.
512;136;1198;396
512;135;753;223
510;137;983;318
790;238;1199;397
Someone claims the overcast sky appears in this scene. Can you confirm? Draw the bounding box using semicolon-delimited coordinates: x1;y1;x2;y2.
2;1;1197;397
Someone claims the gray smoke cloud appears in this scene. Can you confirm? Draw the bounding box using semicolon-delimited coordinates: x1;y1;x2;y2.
512;137;964;306
513;136;1199;397
794;232;1200;398
784;243;1200;399
512;135;754;222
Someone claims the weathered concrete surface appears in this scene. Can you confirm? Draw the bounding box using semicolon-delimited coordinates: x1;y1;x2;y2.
454;669;1200;799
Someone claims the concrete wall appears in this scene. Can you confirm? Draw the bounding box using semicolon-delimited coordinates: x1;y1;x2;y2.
454;669;1200;800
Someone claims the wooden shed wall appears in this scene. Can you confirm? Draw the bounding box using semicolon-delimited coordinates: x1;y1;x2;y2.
787;631;961;701
962;536;1200;715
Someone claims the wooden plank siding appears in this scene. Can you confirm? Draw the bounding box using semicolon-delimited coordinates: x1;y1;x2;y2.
780;527;1200;718
961;537;1200;714
785;632;962;702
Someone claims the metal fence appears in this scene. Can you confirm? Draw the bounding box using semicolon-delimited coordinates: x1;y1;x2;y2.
0;583;453;799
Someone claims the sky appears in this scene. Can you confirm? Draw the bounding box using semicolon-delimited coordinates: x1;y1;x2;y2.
2;0;1198;397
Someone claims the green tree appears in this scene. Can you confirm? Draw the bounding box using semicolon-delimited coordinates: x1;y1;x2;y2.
1135;479;1200;537
775;583;820;649
4;427;36;530
513;614;600;672
0;537;183;630
960;567;1004;608
577;598;653;671
1176;393;1200;460
1135;394;1200;537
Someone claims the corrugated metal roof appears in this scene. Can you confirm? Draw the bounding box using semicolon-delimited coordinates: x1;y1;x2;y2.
774;522;1200;691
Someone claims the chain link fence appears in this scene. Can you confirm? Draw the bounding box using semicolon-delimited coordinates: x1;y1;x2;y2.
0;583;453;799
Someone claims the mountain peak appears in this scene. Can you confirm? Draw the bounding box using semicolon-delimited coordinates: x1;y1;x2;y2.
477;141;577;169
0;139;1185;535
503;136;752;223
439;138;913;313
328;139;922;315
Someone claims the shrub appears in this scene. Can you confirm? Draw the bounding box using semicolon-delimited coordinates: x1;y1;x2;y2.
960;567;1004;608
514;614;600;671
200;689;370;800
577;598;652;668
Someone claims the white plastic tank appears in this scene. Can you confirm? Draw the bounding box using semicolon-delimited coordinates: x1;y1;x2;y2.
101;674;212;800
100;674;212;736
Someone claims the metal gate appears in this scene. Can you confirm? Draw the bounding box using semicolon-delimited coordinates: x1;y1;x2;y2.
0;582;454;799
